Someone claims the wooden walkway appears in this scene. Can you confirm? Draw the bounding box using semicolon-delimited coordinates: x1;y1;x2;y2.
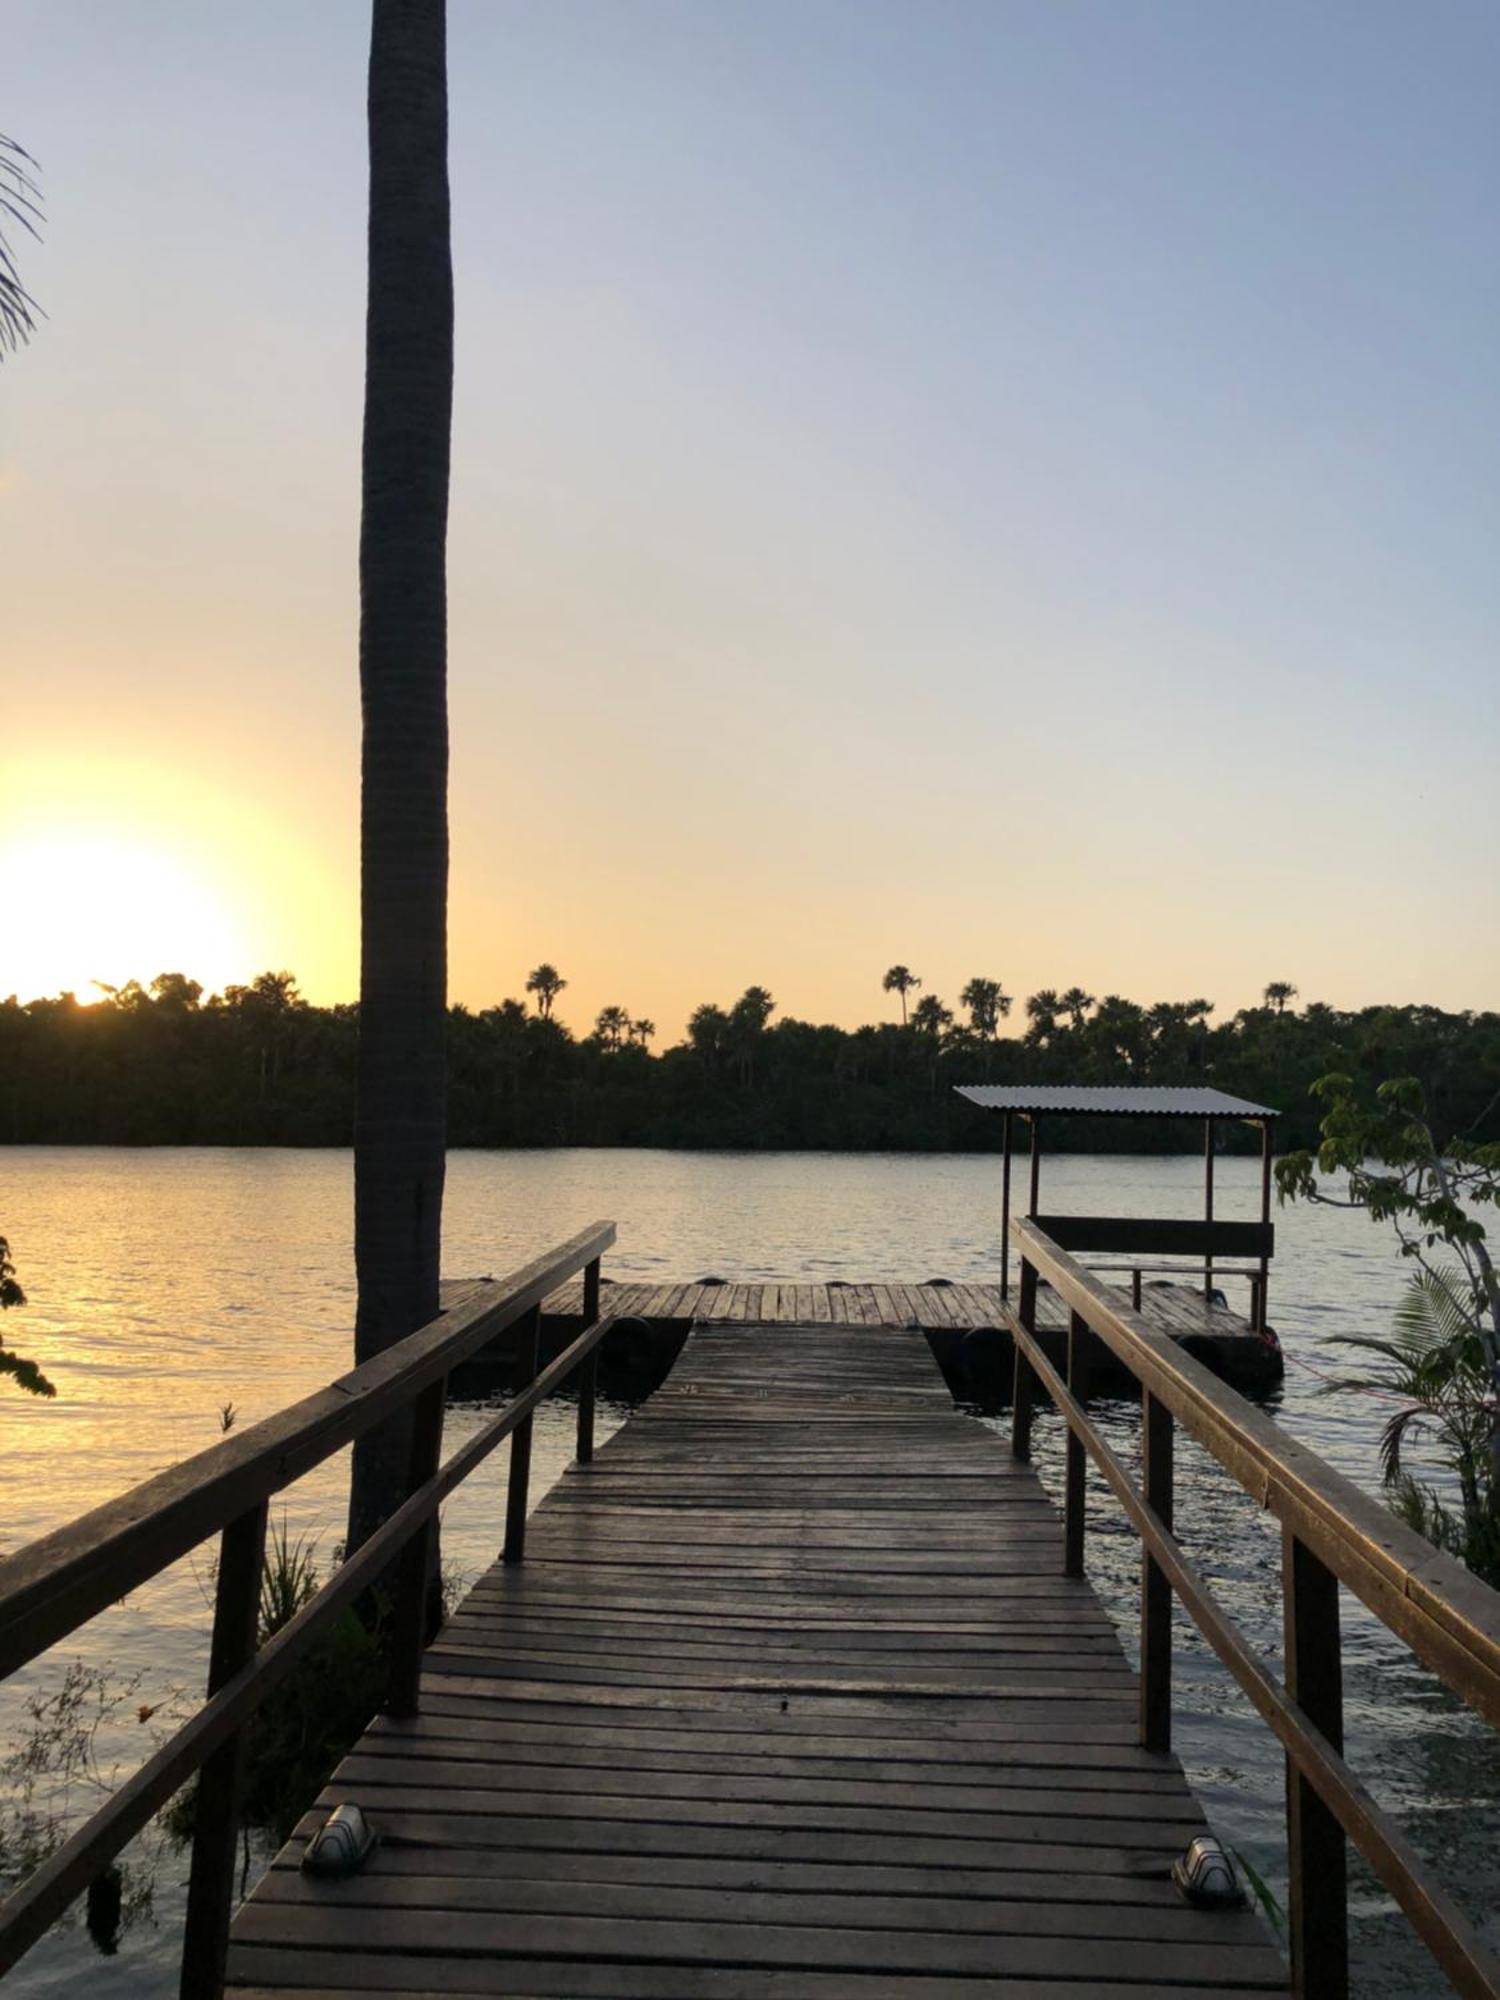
228;1323;1286;1998
532;1276;1242;1342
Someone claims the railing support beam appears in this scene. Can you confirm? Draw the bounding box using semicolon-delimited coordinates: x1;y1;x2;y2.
1285;1528;1348;2000
1064;1311;1088;1578
503;1304;543;1564
1010;1261;1037;1461
1139;1390;1174;1753
179;1498;267;2000
385;1374;447;1720
577;1258;601;1464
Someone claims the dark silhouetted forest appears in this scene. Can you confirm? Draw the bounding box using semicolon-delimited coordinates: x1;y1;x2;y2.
3;971;1496;1152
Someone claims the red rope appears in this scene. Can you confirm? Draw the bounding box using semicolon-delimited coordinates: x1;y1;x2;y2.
1281;1343;1411;1405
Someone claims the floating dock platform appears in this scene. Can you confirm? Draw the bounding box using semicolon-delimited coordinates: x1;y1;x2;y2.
445;1272;1284;1403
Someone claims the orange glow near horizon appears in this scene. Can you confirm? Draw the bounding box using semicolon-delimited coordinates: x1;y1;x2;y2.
5;832;253;1003
0;757;358;1008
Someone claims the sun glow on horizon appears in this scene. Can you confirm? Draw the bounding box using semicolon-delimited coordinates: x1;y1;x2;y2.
4;832;258;1005
1;750;358;1008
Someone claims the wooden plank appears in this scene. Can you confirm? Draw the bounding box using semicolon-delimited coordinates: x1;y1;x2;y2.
266;1836;1207;1894
231;1902;1287;1985
228;1947;1283;1999
254;1865;1276;1945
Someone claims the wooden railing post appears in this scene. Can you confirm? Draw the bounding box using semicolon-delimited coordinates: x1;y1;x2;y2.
1064;1310;1088;1578
577;1258;601;1465
1139;1391;1174;1753
385;1374;448;1720
1285;1528;1348;2000
503;1304;543;1564
1010;1260;1037;1461
178;1498;267;2000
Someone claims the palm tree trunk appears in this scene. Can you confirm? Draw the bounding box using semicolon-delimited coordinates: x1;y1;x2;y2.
347;0;453;1558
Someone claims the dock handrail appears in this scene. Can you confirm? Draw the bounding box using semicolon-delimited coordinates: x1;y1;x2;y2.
1008;1213;1500;2000
0;1219;616;1997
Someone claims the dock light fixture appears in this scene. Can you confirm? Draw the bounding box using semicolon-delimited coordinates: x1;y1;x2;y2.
1172;1835;1246;1909
300;1802;378;1877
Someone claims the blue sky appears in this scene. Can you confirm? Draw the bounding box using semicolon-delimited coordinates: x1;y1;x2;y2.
4;1;1496;1029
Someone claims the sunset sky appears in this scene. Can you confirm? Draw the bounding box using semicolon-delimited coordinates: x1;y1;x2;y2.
5;1;1497;1039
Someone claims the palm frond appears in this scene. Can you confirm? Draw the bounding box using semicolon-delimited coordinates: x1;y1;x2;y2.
1393;1264;1483;1352
1379;1403;1433;1486
0;134;45;356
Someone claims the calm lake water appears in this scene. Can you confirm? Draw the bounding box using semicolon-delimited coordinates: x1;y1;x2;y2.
2;1146;1497;1996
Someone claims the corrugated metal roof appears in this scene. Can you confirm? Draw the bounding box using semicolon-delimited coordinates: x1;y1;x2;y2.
955;1085;1277;1119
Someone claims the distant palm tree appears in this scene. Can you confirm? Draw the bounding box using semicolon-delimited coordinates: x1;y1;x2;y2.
227;968;306;1103
728;986;776;1088
0;135;44;357
349;0;454;1558
732;986;776;1033
688;1002;730;1070
881;965;921;1024
912;994;953;1037
631;1018;656;1050
1059;987;1095;1031
959;977;1010;1039
595;1004;630;1050
1091;995;1147;1070
911;993;953;1093
1264;981;1298;1015
526;963;566;1019
1024;989;1061;1042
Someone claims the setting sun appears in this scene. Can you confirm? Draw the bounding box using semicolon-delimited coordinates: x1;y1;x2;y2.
3;831;253;1001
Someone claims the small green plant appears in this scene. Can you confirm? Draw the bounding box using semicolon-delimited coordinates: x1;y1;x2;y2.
1231;1846;1285;1936
1326;1266;1500;1586
259;1517;319;1639
167;1523;393;1849
0;1660;169;1948
1279;1074;1500;1581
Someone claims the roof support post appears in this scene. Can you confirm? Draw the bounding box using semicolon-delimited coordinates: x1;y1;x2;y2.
1258;1119;1274;1331
1000;1111;1013;1301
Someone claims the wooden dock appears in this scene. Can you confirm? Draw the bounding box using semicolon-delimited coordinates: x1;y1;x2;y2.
539;1274;1260;1343
228;1320;1286;1997
448;1273;1284;1400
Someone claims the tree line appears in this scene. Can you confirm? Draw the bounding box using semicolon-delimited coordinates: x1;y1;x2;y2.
3;967;1495;1154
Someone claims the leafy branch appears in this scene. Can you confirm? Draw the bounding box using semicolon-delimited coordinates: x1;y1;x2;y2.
0;134;45;357
0;1238;54;1398
1278;1073;1500;1575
